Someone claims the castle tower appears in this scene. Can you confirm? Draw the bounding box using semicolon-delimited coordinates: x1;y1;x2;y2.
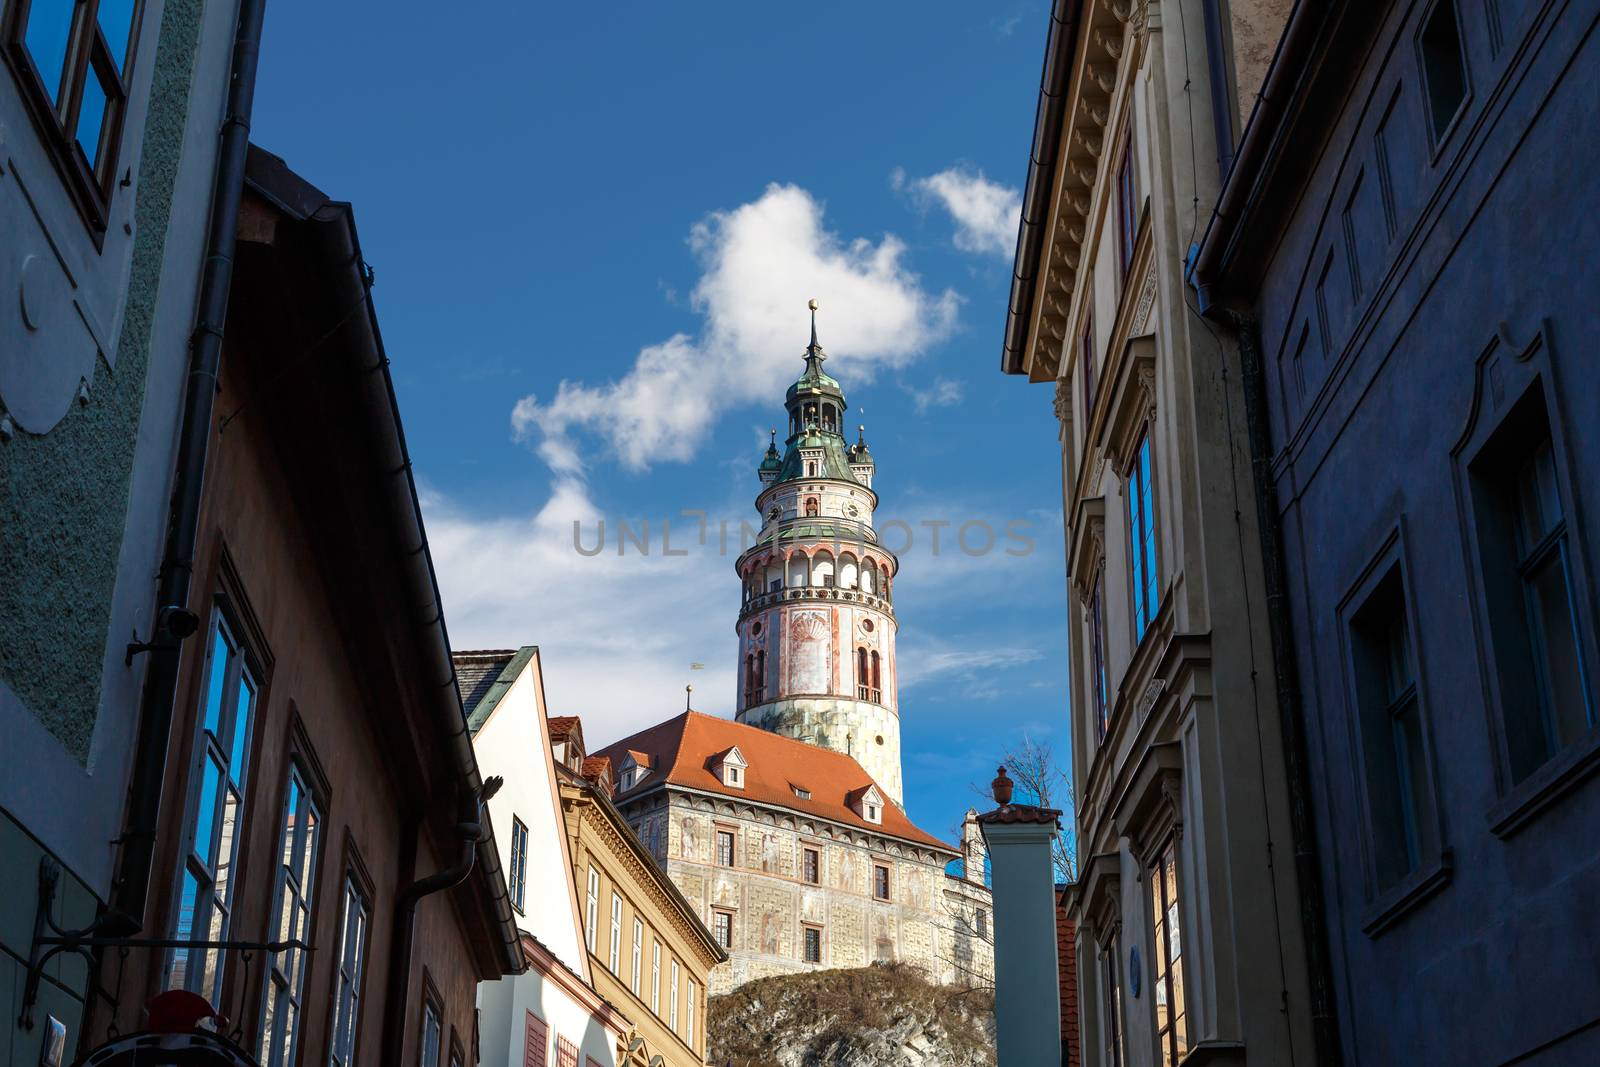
734;301;904;804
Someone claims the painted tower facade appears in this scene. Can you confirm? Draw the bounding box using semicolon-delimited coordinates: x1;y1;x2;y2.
734;304;904;803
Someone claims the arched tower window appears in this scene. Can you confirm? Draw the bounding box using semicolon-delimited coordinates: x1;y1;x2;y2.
857;648;870;699
871;650;882;697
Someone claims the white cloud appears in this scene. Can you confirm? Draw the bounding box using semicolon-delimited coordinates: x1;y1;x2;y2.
425;477;744;746
899;647;1044;692
903;167;1022;257
906;376;964;415
512;184;959;476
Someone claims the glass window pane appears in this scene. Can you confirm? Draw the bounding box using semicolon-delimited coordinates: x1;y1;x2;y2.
215;786;240;899
204;627;230;737
1514;444;1562;551
169;869;201;989
22;0;77;107
98;0;138;73
195;755;221;864
1529;548;1592;742
231;673;256;778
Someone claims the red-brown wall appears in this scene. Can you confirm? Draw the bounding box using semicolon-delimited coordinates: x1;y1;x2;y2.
1057;891;1080;1067
96;327;490;1064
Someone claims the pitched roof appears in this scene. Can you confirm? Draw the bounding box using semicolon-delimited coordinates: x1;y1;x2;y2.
452;647;536;734
547;716;582;743
593;711;954;853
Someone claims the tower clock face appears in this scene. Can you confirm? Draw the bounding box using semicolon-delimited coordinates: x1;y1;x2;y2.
846;503;859;517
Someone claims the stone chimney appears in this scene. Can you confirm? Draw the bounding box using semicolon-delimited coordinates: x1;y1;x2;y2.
978;767;1063;1067
961;809;987;885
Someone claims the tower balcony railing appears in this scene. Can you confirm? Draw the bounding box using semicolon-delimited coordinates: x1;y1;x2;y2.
744;687;766;707
754;516;880;549
738;585;895;621
857;685;882;703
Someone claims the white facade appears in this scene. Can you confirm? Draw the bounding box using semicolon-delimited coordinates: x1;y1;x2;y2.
466;649;625;1067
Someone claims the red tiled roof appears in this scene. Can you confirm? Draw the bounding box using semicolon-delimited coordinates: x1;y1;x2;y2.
547;716;582;742
624;750;652;768
582;755;612;780
976;804;1062;826
593;711;954;853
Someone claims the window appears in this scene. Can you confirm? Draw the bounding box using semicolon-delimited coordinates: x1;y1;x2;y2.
167;612;258;1003
724;764;743;787
609;894;623;973
1081;314;1097;418
3;0;142;221
793;786;812;800
584;868;599;952
1472;408;1595;784
712;910;733;949
651;940;662;1015
1116;121;1138;276
554;1036;578;1067
508;816;529;913
865;803;880;824
686;981;697;1050
1149;841;1188;1066
631;917;643;996
1128;432;1159;640
259;763;322;1067
420;997;442;1067
1090;576;1110;742
1418;0;1468;145
449;1039;464;1067
1350;567;1438;888
716;830;735;867
329;875;371;1067
873;864;891;901
524;1012;547;1067
669;960;680;1031
803;847;820;884
975;909;988;940
803;926;822;963
1101;939;1126;1067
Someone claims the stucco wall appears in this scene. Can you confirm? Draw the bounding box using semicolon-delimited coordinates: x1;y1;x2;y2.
649;792;990;995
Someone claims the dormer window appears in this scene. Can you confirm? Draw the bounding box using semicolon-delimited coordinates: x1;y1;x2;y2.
619;752;651;791
715;746;748;789
850;784;885;824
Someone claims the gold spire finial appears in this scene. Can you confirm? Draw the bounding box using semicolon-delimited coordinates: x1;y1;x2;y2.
808;298;819;311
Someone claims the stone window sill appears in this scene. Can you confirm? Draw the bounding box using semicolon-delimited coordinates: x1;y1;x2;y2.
1487;727;1600;840
1360;851;1453;937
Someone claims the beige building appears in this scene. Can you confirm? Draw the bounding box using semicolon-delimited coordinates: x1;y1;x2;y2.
1000;2;1333;1066
596;711;994;994
557;725;726;1067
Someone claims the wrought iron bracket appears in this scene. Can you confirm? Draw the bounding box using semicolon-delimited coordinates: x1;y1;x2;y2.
19;857;308;1030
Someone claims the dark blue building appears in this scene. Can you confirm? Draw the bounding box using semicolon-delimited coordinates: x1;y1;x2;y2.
1192;2;1600;1063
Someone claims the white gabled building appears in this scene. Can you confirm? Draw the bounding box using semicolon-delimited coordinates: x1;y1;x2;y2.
458;647;630;1067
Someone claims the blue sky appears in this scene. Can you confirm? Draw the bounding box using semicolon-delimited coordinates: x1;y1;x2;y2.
253;0;1069;844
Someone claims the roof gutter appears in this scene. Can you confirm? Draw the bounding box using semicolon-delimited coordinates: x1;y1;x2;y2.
295;195;523;982
1001;0;1082;375
1188;0;1333;314
112;0;269;931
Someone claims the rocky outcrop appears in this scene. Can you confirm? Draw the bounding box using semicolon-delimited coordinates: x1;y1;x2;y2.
707;963;995;1067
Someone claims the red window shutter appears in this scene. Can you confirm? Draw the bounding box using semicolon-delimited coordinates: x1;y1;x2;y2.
555;1036;580;1067
524;1012;547;1067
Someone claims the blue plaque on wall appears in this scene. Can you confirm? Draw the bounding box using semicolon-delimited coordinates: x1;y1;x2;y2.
1129;944;1142;998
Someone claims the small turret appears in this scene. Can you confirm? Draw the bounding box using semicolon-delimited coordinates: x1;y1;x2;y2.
849;425;875;488
759;429;782;484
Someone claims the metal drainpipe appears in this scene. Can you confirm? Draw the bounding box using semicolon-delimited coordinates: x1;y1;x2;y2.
1228;311;1343;1065
1201;0;1237;179
379;779;501;1065
111;0;270;928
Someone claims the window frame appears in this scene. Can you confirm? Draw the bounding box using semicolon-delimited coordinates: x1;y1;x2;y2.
651;939;662;1015
418;978;444;1067
715;828;736;868
669;959;680;1032
584;867;599;952
326;847;374;1067
1115;119;1138;279
258;739;329;1067
1147;839;1188;1067
686;979;697;1051
802;923;823;964
872;863;891;902
0;0;143;235
711;908;734;950
1127;431;1160;641
1414;0;1473;157
631;916;643;996
508;816;529;913
1453;359;1600;835
802;845;820;885
1100;936;1125;1067
1337;525;1451;928
165;602;263;1005
608;893;623;974
1090;572;1110;743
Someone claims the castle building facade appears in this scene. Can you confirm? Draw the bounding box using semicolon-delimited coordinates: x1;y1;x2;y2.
596;314;993;993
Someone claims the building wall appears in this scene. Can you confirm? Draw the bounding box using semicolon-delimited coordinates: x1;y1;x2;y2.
91;329;496;1064
1016;3;1311;1066
563;783;718;1067
0;0;239;1057
473;652;620;1067
626;791;989;995
1243;2;1600;1063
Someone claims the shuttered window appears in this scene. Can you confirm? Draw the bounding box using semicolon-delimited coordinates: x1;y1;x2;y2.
523;1012;547;1067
